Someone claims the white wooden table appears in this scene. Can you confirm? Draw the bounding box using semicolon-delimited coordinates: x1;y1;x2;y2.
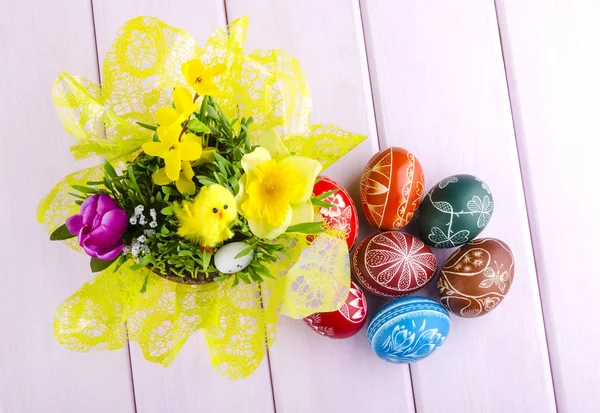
1;0;599;412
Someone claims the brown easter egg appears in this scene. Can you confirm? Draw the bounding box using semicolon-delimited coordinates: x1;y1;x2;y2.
359;147;425;230
351;231;437;297
437;238;515;317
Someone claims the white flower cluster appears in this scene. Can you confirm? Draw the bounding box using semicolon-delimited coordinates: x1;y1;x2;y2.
125;205;158;262
129;205;158;228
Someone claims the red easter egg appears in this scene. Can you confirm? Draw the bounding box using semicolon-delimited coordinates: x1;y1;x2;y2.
351;231;437;297
313;176;359;249
303;281;368;339
360;147;425;230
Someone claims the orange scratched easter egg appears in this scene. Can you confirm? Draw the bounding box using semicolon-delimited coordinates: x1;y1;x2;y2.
359;147;425;230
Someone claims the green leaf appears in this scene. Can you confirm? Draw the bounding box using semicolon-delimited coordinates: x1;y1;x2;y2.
90;256;118;273
314;188;339;201
285;222;325;234
187;117;211;133
161;206;173;216
137;121;157;131
129;262;147;271
161;186;179;195
127;166;141;193
207;105;219;120
234;244;255;259
202;249;211;272
311;199;336;208
104;161;118;179
197;176;217;186
71;185;98;194
140;271;151;293
50;224;76;241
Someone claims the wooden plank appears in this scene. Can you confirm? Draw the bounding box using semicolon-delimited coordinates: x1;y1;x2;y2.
90;1;276;412
496;0;600;410
225;1;416;412
360;0;557;412
0;0;136;412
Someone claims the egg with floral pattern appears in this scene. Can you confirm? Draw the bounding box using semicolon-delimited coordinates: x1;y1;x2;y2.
313;176;359;249
438;238;514;317
351;231;437;297
417;174;494;248
360;147;425;231
367;296;450;363
303;281;368;339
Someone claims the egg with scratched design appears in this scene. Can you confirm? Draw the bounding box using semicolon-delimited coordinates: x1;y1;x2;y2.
360;147;425;231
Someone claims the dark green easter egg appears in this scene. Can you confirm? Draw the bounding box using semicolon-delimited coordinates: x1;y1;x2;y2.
417;174;493;248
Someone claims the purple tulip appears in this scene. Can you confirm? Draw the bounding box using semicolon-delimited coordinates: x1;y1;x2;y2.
65;194;128;261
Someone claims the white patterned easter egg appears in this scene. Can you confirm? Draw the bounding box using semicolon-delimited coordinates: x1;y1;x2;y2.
367;296;450;363
214;242;254;274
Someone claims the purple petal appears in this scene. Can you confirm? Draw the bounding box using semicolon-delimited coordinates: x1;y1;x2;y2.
65;214;84;235
96;194;119;216
78;227;90;248
83;241;124;261
91;214;102;230
101;209;128;234
85;225;123;247
81;195;99;226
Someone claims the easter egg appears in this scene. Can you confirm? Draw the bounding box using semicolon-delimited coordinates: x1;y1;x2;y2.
367;296;450;363
351;231;437;297
303;281;368;339
214;242;254;274
360;147;425;231
313;176;359;249
417;174;493;248
438;238;514;317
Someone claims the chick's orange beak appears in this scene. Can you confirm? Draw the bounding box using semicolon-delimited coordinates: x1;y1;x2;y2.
218;211;223;220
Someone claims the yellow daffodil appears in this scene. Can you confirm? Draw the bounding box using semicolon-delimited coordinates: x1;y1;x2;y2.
142;126;202;181
236;130;322;239
155;87;197;128
182;59;232;98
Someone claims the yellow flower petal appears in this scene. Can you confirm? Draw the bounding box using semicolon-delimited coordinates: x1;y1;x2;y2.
247;207;292;239
164;150;182;181
172;87;195;114
204;63;227;77
142;141;170;157
241;147;271;173
178;141;202;160
157;125;180;146
279;156;322;203
155;107;179;127
181;160;195;179
181;133;202;145
259;129;289;160
290;200;315;226
235;174;247;207
152;168;172;185
195;147;216;164
176;175;196;195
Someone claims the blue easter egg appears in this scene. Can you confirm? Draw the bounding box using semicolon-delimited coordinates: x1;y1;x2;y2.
367;296;450;363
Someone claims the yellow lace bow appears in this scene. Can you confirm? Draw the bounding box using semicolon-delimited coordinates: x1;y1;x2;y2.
38;16;366;379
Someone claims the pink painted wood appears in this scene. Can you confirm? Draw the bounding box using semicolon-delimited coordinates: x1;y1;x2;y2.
0;1;136;412
360;0;556;411
4;0;599;410
496;0;600;411
224;1;416;411
91;1;275;412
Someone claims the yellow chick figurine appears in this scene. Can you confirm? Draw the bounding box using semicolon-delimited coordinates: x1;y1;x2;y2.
175;184;238;248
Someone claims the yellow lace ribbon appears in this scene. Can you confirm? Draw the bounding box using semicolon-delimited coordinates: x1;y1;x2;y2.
39;15;365;379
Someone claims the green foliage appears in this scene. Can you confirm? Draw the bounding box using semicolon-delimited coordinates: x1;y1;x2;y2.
67;95;303;286
50;224;76;241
